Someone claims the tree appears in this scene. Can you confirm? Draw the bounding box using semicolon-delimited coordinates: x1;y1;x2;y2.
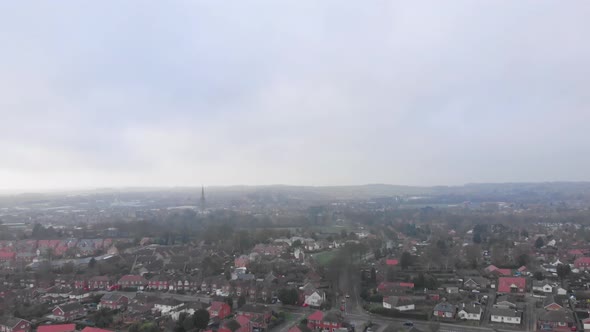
557;264;571;280
278;288;299;305
535;237;544;249
88;257;97;269
292;240;302;247
182;315;195;332
517;253;530;267
238;295;246;308
193;309;210;330
92;308;114;328
400;251;413;270
225;320;241;332
472;232;482;244
224;297;234;308
131;322;159;332
533;271;544;281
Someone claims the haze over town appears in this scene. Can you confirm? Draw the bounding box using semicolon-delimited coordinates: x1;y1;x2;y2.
2;2;590;332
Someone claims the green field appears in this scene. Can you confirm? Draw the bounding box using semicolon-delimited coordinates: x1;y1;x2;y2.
312;250;340;266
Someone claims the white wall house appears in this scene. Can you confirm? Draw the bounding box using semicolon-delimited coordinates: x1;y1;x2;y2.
304;291;325;307
532;281;553;293
383;296;415;311
154;301;184;315
457;303;482;321
490;308;521;324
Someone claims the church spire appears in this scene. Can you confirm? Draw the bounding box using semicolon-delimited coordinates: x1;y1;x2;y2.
200;185;206;212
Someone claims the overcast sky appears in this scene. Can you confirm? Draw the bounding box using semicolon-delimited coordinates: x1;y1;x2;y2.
0;1;589;190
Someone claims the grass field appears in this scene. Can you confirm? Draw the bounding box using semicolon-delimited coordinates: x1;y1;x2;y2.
312;250;340;266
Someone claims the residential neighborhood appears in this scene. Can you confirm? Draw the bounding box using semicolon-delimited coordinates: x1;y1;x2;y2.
1;185;590;332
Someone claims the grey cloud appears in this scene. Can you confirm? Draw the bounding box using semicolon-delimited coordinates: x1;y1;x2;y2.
0;1;589;189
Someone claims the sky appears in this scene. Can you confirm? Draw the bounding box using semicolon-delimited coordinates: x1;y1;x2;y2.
0;1;589;190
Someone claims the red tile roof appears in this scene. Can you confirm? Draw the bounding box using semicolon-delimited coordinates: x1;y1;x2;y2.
575;257;590;265
498;277;526;293
0;252;15;259
484;265;498;274
209;301;228;311
377;282;414;291
37;324;76;332
307;310;324;321
386;259;399;266
81;328;113;332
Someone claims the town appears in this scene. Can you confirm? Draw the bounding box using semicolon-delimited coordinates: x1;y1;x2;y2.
1;184;590;332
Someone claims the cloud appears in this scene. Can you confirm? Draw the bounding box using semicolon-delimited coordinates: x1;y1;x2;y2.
0;0;589;189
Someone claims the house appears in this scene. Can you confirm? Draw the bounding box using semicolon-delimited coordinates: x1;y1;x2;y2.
236;304;272;328
153;298;183;314
493;295;517;309
148;275;169;290
218;315;250;332
98;293;129;310
426;291;440;302
582;317;590;331
73;277;88;290
385;259;399;266
537;309;576;331
51;302;86;321
0;252;16;262
432;302;456;319
489;308;521;324
457;302;482;321
463;277;488;290
170;302;206;321
377;282;414;295
208;301;231;319
574;257;590;270
497;277;526;294
445;286;459;294
234;255;250;268
0;317;31;332
307;311;344;332
37;324;76;332
543;295;568;311
44;286;72;300
382;296;415;311
88;276;112;290
532;280;553;293
301;284;325;307
484;265;498;274
69;288;91;301
117;275;147;289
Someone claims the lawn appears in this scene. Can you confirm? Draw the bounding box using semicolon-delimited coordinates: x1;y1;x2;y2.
312;250;340;266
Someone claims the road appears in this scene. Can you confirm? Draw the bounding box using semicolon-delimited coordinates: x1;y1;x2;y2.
106;290;212;303
270;304;530;332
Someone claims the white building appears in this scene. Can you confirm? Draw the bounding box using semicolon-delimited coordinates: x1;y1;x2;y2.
457;303;482;321
490;308;521;324
383;296;415;312
304;291;326;307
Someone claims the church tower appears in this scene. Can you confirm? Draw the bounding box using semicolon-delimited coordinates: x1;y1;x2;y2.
200;186;206;212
